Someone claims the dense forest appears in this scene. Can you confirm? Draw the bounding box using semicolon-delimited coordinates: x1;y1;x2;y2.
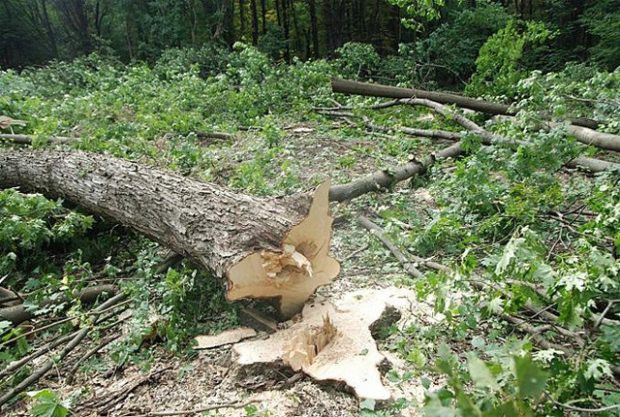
2;0;619;75
1;1;619;416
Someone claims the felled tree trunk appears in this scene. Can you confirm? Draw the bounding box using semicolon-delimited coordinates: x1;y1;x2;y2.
331;78;601;129
0;150;340;317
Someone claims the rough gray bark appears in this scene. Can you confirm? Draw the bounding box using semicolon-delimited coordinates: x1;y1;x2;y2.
331;78;601;129
0;150;339;317
329;141;464;202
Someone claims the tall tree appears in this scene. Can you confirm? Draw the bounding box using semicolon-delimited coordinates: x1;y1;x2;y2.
52;0;91;54
250;0;259;45
282;0;291;61
239;0;246;40
260;0;266;33
307;0;320;57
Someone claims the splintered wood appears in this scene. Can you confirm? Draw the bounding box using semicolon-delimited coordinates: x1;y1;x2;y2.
233;288;413;401
227;181;340;317
284;315;338;371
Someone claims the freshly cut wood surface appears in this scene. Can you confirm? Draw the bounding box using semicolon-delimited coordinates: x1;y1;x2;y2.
233;288;413;401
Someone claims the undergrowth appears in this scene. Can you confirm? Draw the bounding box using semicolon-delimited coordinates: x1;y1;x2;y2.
0;43;618;416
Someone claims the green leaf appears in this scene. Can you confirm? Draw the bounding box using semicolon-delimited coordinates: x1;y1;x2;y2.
360;398;376;410
601;325;620;352
514;355;548;398
27;389;69;417
495;237;524;275
467;356;499;391
585;359;612;381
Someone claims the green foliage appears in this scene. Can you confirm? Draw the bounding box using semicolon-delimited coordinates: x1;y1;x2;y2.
386;0;448;29
516;64;620;132
581;0;620;69
467;20;553;98
334;42;380;79
27;389;70;417
413;1;510;87
0;189;94;276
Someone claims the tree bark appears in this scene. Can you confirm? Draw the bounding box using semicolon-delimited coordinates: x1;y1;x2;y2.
0;150;339;317
307;0;320;57
331;78;602;129
329;141;465;202
260;0;266;34
239;0;246;40
282;0;291;61
250;0;259;45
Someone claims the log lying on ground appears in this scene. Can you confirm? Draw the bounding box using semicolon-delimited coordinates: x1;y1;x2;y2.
0;150;340;318
331;78;600;129
396;98;619;173
0;284;117;325
323;101;618;203
234;288;414;401
560;124;620;152
329;140;464;202
0;133;76;145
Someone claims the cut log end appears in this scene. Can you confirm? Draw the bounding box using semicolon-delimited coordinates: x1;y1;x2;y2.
226;181;341;318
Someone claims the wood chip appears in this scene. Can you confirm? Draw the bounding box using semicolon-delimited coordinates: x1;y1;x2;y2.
194;327;257;349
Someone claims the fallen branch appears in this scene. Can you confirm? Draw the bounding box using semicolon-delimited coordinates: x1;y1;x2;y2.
66;333;120;382
147;399;258;416
492;116;620;153
361;215;619;377
331;78;601;129
0;284;117;325
0;328;89;407
358;216;423;278
549;398;620;414
0;133;76;145
398;98;619;173
329;140;464;202
0;292;127;407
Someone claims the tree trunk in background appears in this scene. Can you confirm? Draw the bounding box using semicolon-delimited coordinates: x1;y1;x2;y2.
260;0;266;33
275;0;282;26
282;0;291;61
52;0;92;54
239;0;246;40
308;0;320;57
0;150;340;318
224;0;235;47
250;0;259;45
40;0;58;57
322;0;335;52
290;0;303;58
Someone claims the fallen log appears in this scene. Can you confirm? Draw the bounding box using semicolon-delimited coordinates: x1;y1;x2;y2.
0;133;75;145
548;122;620;152
0;150;340;318
397;98;619;173
331;78;601;129
329;141;464;202
490;116;620;153
0;284;117;325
